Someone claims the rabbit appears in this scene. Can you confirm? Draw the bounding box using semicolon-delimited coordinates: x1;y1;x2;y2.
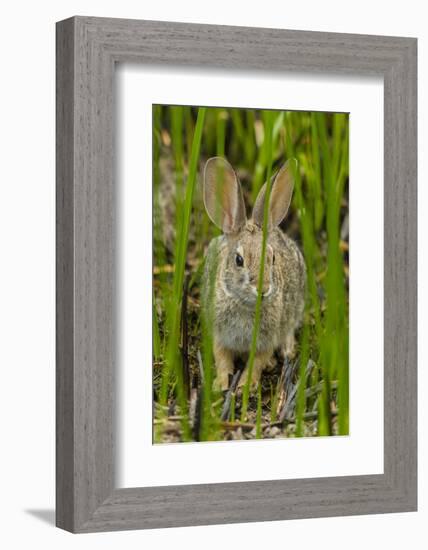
201;157;306;392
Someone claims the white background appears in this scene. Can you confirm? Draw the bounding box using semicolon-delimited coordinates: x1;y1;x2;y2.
0;1;425;549
118;67;384;487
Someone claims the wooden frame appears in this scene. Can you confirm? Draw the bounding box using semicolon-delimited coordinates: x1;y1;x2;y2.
56;16;417;533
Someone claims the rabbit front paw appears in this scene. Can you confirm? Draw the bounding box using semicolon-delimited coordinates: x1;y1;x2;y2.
236;368;259;395
282;331;296;359
213;368;231;392
237;351;272;393
213;343;234;392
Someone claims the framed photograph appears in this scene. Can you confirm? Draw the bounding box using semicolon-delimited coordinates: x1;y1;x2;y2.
150;104;349;445
56;16;417;532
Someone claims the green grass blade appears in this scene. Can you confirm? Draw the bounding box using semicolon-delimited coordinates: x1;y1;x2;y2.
241;111;275;421
284;113;329;435
153;291;162;361
230;393;236;423
295;323;309;436
159;107;207;440
216;109;228;157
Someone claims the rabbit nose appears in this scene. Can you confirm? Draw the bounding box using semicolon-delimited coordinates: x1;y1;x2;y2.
250;285;258;296
250;284;271;297
263;285;272;297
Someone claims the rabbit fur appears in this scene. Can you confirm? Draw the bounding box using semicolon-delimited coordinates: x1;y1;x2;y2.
201;157;306;391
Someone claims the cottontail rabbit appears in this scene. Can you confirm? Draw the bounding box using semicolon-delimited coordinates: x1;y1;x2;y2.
202;157;306;391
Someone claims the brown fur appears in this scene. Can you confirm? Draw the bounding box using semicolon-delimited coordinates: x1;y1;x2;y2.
202;158;306;391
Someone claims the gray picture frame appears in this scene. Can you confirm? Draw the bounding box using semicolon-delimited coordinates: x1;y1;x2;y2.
56;16;417;533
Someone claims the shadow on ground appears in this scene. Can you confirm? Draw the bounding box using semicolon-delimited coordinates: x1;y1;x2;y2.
25;509;55;526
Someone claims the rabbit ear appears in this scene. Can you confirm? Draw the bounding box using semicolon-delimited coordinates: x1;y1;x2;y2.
203;157;246;233
252;159;296;229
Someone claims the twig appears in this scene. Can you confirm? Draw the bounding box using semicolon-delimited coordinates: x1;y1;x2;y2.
192;388;202;442
188;388;198;425
221;421;256;431
221;409;339;432
154;415;185;425
278;359;316;422
153;264;175;275
284;356;297;395
156;404;339;431
220;370;243;421
193;350;206;442
305;380;338;399
196;350;205;384
279;384;298;423
275;357;290;417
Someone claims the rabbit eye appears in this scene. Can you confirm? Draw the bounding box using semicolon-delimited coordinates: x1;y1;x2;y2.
272;253;276;265
235;253;244;267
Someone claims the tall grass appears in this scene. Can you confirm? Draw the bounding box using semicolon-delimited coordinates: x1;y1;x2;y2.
240;111;275;421
157;107;206;440
153;105;349;443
